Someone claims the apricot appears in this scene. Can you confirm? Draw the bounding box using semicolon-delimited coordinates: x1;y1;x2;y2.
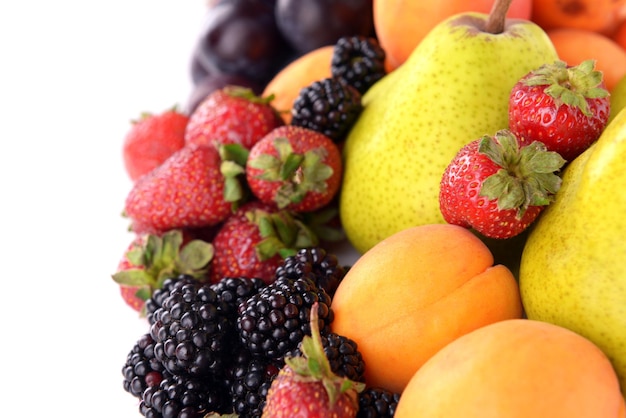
613;19;626;51
261;45;334;124
373;0;532;70
395;319;626;418
547;28;626;91
531;0;625;34
330;223;522;394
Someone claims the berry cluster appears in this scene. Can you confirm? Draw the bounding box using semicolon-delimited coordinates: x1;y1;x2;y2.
121;248;401;417
114;35;386;313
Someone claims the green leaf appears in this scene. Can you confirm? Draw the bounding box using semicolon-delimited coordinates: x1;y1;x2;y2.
112;269;154;286
178;240;214;271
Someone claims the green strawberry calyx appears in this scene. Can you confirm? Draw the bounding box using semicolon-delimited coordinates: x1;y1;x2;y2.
522;59;609;117
219;142;251;208
246;208;320;261
111;229;214;313
249;136;334;209
284;302;365;408
478;130;566;218
223;84;275;105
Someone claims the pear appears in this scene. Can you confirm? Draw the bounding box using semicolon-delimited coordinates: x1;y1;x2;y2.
339;0;558;253
519;107;626;397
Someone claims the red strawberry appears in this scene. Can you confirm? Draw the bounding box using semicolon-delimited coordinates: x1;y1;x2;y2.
124;143;235;233
210;200;319;284
246;126;343;212
262;302;364;418
439;130;566;240
185;85;285;150
122;108;189;181
112;229;214;313
508;59;610;162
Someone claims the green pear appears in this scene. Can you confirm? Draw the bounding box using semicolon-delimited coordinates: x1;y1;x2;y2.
519;107;626;397
339;0;558;253
609;74;626;123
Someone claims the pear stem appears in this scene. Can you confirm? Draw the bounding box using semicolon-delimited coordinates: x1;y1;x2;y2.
484;0;513;34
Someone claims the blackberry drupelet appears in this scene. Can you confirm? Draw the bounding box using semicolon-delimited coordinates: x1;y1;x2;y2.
122;333;167;399
150;282;233;379
274;246;347;298
227;347;281;417
237;276;334;360
286;331;366;383
357;387;401;418
291;77;362;142
146;275;198;325
139;373;228;418
331;35;387;95
210;276;267;320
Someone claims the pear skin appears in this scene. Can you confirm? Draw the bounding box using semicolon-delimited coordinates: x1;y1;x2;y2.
520;107;626;397
340;12;558;253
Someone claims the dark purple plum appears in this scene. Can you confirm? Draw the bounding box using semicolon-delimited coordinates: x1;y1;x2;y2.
275;0;374;54
194;0;295;87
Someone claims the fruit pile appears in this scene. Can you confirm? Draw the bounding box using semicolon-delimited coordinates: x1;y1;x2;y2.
113;0;626;416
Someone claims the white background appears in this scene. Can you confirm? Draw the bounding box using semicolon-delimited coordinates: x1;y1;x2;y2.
1;1;210;416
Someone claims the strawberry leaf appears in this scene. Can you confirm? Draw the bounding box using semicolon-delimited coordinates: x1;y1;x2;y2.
112;269;154;286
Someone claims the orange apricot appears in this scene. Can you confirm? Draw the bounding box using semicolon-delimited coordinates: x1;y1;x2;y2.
374;0;532;70
547;28;626;91
330;223;522;394
261;45;334;124
613;18;626;50
531;0;623;34
395;319;626;418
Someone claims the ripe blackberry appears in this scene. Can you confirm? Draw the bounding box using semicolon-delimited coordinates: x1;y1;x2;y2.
122;333;166;399
210;276;267;320
150;282;232;378
286;331;365;383
291;77;362;142
227;347;281;417
237;276;334;360
274;246;347;298
356;387;401;418
146;275;197;325
139;374;228;418
331;35;387;95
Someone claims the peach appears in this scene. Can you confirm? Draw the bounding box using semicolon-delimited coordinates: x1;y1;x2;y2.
374;0;532;70
395;319;626;418
330;224;522;394
547;28;626;91
531;0;625;34
262;45;334;124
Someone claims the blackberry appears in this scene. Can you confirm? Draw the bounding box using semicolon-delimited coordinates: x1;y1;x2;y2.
291;77;362;142
146;275;198;325
122;333;166;399
210;276;267;320
139;374;228;418
274;246;347;297
331;35;387;95
237;276;334;360
227;347;281;417
286;331;366;383
150;282;232;378
356;387;401;418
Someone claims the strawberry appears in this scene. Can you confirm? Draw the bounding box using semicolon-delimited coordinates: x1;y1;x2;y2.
185;85;285;150
210;200;320;284
262;302;364;418
439;130;566;239
122;108;189;181
124;143;237;233
246;126;343;212
112;229;214;313
508;59;610;162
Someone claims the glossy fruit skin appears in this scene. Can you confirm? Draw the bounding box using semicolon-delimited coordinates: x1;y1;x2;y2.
122;110;189;182
209;201;284;284
195;0;295;87
185;72;263;115
185;86;285;150
509;72;610;162
246;126;343;212
439;139;544;240
275;0;375;55
124;144;232;232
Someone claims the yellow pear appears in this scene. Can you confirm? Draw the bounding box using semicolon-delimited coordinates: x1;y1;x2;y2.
519;107;626;397
339;0;558;253
610;74;626;123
